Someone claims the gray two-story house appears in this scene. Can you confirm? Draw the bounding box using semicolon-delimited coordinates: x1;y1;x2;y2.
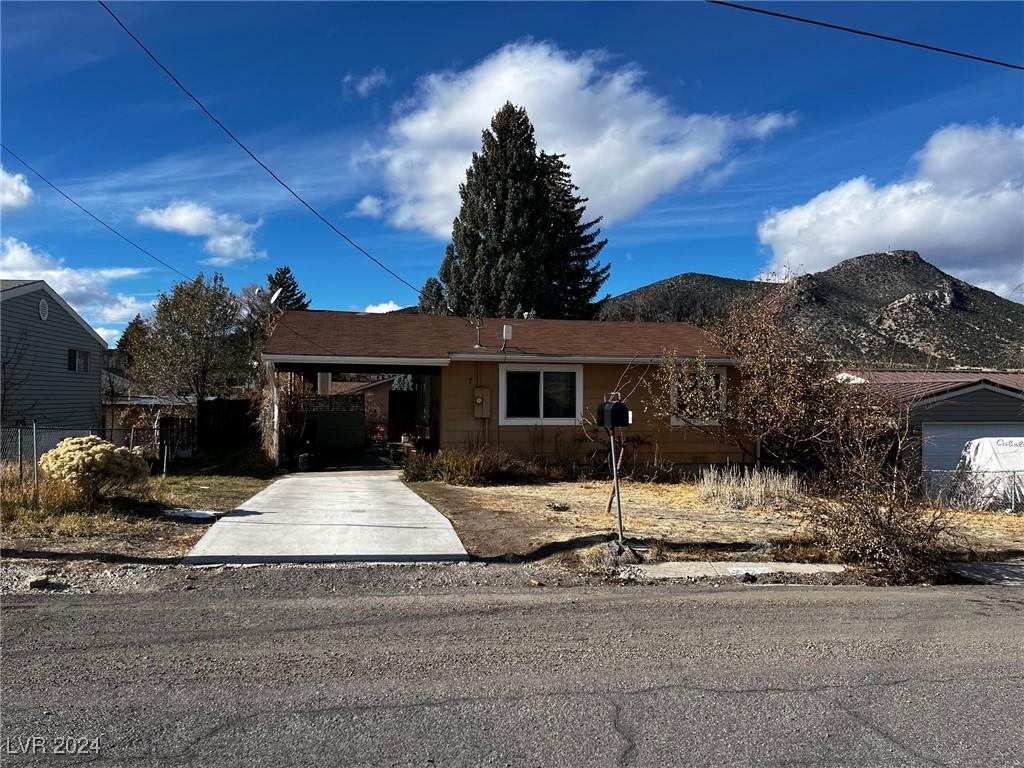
1;279;106;430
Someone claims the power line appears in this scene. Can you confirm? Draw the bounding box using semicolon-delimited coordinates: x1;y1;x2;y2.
97;0;424;297
1;143;193;280
706;0;1024;72
2;146;342;359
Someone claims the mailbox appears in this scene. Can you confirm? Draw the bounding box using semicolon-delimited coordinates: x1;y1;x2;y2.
596;400;631;429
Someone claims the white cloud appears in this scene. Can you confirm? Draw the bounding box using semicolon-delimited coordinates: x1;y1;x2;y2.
364;300;401;313
377;41;795;238
343;68;390;98
136;200;265;266
351;194;384;218
0;237;150;327
758;122;1024;298
94;327;123;344
1;167;33;211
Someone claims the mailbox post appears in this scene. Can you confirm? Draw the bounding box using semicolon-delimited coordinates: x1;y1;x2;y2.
596;397;631;544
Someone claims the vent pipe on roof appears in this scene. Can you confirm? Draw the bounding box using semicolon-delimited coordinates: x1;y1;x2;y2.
471;317;484;349
501;324;512;352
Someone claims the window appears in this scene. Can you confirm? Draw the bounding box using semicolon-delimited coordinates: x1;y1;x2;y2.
499;364;582;425
671;366;727;426
68;349;90;372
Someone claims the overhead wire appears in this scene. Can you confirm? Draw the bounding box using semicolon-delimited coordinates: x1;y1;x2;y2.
96;0;424;297
705;1;1024;72
1;143;192;280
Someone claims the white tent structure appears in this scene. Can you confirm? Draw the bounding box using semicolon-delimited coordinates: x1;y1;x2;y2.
949;437;1024;512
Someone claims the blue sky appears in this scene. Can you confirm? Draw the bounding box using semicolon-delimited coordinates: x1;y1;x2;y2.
1;1;1022;342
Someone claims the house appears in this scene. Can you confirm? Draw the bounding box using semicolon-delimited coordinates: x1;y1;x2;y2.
101;370;197;456
1;279;106;433
330;377;396;443
262;310;741;467
842;369;1024;472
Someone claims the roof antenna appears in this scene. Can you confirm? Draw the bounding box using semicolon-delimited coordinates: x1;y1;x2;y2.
470;317;484;349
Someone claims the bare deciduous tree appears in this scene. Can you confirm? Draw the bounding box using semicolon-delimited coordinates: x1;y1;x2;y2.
647;281;959;579
647;282;894;469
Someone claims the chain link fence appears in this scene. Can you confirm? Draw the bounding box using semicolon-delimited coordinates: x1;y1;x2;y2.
923;469;1023;513
0;423;191;487
0;425;164;460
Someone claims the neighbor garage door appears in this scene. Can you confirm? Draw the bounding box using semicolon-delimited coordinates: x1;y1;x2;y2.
922;422;1024;471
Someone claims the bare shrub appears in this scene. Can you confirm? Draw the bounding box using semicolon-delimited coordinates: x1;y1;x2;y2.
402;447;546;486
807;420;958;582
698;466;804;510
648;281;961;580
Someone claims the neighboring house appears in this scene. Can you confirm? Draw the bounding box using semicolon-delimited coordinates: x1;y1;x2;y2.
1;279;106;430
101;370;197;455
842;369;1024;471
329;377;395;443
263;310;740;466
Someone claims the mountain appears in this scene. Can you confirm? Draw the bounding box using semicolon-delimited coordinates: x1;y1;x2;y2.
597;251;1023;368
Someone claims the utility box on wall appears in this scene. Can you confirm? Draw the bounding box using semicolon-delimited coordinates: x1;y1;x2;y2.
473;387;491;418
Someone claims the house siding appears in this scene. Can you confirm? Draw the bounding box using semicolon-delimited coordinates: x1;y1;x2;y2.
910;388;1024;427
439;360;745;464
1;286;104;429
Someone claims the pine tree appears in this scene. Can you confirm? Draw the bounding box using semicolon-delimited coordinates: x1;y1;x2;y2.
117;314;148;354
419;277;447;315
537;151;610;319
433;103;607;319
116;313;149;376
267;266;310;310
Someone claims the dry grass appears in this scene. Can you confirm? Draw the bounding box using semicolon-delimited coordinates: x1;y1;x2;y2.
409;478;803;559
1;463;273;559
410;476;1024;561
697;466;804;510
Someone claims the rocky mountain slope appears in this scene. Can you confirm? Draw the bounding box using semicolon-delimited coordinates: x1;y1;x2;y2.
597;251;1023;368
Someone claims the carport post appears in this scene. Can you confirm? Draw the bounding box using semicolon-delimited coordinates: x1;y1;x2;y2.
268;361;280;467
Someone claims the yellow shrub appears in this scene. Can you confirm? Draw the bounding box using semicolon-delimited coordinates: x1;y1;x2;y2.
39;435;150;498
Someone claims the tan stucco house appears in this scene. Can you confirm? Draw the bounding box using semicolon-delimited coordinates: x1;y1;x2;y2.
262;310;742;466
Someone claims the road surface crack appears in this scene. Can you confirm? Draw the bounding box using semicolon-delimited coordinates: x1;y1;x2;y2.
839;703;950;767
609;695;637;766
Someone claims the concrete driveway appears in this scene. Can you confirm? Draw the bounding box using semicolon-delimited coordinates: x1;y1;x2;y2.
184;470;468;564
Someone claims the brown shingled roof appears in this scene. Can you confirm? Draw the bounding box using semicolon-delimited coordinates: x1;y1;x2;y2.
264;310;725;361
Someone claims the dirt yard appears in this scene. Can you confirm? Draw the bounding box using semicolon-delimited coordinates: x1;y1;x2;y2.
409;479;803;558
409;479;1024;560
1;472;274;563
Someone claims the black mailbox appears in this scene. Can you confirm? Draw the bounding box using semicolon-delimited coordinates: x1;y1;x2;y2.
596;400;631;429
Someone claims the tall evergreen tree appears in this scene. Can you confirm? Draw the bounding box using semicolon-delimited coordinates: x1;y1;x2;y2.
537;151;609;319
267;266;310;310
115;313;149;377
117;314;148;355
430;102;608;319
418;277;447;315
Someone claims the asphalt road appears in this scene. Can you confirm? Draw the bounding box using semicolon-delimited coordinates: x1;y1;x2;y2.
2;565;1023;767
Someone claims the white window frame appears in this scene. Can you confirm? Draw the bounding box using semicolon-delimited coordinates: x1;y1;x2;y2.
671;366;727;427
498;363;584;426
